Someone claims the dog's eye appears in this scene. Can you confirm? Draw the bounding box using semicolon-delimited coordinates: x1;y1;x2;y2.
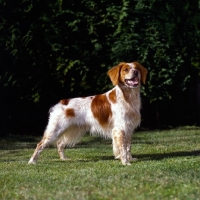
124;68;129;72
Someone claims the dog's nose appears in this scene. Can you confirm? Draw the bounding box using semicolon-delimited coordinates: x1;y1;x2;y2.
133;70;138;76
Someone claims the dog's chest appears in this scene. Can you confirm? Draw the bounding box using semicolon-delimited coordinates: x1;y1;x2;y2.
120;93;141;126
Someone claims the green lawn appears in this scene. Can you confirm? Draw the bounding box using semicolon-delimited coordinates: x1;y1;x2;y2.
0;127;200;200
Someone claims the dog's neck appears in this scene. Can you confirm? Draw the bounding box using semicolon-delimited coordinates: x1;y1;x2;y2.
117;83;141;109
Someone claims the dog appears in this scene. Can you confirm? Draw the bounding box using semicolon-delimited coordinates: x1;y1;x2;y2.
28;62;147;165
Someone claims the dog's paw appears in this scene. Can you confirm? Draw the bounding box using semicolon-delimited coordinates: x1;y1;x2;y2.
114;155;121;160
121;160;131;166
28;158;36;164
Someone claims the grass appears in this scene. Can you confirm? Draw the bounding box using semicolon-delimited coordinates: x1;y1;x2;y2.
0;126;200;200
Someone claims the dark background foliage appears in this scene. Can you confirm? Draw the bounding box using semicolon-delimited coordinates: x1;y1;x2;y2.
0;0;200;135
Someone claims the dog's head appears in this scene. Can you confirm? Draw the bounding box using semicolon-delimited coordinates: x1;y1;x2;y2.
107;62;148;88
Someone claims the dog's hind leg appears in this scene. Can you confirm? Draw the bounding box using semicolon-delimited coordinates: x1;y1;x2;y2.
57;128;86;160
57;139;69;160
28;131;58;164
28;112;66;164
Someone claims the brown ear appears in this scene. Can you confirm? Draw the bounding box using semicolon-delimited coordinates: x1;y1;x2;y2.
107;63;123;86
134;62;148;84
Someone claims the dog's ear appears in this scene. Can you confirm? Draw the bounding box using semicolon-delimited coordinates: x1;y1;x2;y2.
134;62;148;84
107;63;124;86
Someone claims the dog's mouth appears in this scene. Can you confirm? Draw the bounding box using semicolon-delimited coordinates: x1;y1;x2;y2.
125;77;139;88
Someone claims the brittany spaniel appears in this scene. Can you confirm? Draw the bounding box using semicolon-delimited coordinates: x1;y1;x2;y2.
28;62;147;165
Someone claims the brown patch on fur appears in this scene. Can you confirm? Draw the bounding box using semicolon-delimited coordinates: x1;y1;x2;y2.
65;108;75;117
133;62;148;84
119;63;132;83
91;94;112;126
107;63;124;85
108;89;117;103
60;99;70;105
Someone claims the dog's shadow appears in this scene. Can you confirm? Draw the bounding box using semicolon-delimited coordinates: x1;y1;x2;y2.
135;150;200;161
58;150;200;163
94;150;200;162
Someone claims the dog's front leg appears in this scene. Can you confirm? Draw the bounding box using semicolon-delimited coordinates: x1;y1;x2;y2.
126;134;133;161
112;129;130;165
126;134;137;162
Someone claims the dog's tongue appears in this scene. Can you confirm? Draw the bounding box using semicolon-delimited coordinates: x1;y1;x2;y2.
127;79;138;85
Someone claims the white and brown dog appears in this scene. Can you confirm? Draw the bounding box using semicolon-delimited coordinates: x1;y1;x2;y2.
28;62;147;165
